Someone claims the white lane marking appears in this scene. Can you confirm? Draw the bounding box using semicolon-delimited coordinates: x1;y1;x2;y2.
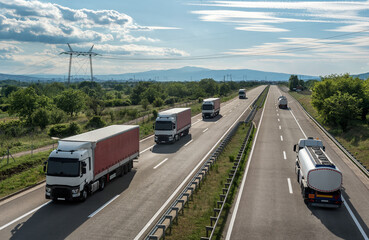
290;96;368;240
223;115;227;117
277;113;279;116
278;118;280;122
184;139;193;147
342;195;369;240
283;151;287;160
0;201;51;231
229;110;232;113
135;91;258;240
88;195;120;218
203;128;209;133
289;109;307;138
153;158;169;169
279;125;281;130
140;135;153;143
193;119;201;125
226;88;269;240
287;178;293;194
280;135;283;141
140;145;155;154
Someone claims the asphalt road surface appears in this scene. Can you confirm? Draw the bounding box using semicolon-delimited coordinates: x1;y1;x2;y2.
224;85;369;240
0;86;265;240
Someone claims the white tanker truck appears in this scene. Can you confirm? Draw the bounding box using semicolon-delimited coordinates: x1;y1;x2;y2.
293;137;343;208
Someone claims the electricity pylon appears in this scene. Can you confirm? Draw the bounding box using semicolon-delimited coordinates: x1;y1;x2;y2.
60;43;98;85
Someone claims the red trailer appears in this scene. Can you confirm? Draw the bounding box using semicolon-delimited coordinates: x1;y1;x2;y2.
45;125;139;201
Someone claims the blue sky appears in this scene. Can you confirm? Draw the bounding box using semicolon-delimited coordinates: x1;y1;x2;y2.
0;0;369;77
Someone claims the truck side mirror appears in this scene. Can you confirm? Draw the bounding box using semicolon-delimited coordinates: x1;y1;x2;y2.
323;146;326;151
293;144;297;152
43;161;47;172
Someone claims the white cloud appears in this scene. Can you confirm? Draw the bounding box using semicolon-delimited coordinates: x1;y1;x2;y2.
0;0;178;44
190;1;369;32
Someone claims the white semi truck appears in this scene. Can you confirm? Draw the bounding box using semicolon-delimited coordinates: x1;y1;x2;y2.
293;137;343;208
239;89;246;99
202;98;220;119
45;125;139;201
154;108;191;144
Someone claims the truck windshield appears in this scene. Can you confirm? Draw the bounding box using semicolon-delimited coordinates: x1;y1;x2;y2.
47;157;80;177
202;104;213;110
155;121;173;130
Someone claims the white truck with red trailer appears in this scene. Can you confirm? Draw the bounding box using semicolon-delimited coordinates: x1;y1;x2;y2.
278;96;288;109
202;98;220;119
293;137;343;208
154;108;191;144
45;125;139;201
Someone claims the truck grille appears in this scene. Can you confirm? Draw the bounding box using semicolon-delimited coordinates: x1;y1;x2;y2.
157;135;170;142
52;187;72;199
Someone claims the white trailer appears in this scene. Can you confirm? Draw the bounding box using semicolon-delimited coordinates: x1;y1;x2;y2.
293;137;343;208
202;98;220;119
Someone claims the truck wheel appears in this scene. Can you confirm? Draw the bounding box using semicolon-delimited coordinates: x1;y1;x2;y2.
80;188;88;202
128;161;132;172
124;164;128;174
175;134;180;141
99;179;105;191
296;170;300;183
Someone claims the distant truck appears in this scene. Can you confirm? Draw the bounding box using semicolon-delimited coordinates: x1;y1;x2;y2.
45;125;139;201
293;137;343;208
202;98;220;119
239;89;246;99
278;96;288;109
154;108;191;144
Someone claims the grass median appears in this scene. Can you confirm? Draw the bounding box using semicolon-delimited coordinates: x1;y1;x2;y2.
165;123;254;240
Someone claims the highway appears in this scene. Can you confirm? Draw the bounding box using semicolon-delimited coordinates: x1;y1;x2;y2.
0;86;265;240
225;85;369;240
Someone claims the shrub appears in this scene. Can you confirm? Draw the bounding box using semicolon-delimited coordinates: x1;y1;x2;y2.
152;109;158;120
0;120;25;137
127;108;138;119
49;109;66;124
153;97;164;107
85;116;106;129
31;108;49;130
48;122;81;138
165;97;177;105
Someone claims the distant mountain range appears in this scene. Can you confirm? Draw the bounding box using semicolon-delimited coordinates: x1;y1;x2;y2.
1;67;368;82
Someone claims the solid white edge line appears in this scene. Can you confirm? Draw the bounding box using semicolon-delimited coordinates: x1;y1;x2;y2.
140;135;154;143
289;93;368;240
0;201;51;231
225;89;268;240
140;145;155;154
134;91;258;240
88;195;120;218
153;158;169;169
342;196;369;240
184;139;193;147
287;178;293;194
203;128;209;133
283;151;287;160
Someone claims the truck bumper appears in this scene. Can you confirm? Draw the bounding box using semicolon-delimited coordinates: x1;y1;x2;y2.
155;135;173;144
46;185;81;201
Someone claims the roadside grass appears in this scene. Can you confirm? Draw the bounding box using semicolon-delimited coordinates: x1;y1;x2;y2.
0;151;51;198
165;123;253;240
289;90;369;168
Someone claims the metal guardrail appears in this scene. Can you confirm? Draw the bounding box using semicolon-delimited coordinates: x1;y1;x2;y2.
145;86;268;240
286;88;369;178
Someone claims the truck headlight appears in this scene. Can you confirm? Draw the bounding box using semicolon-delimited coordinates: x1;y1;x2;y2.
71;188;80;194
45;187;51;193
169;136;173;140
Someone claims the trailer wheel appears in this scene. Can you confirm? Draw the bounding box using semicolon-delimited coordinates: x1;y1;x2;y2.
128;161;132;172
124;164;128;174
296;170;300;183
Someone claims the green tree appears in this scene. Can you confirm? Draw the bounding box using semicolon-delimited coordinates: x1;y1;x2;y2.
31;108;50;130
289;75;299;90
1;85;19;97
141;99;150;111
199;78;218;96
322;92;361;131
8;87;39;124
55;89;85;117
153;97;164;107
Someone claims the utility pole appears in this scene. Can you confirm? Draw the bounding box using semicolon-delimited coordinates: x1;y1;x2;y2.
60;43;98;86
